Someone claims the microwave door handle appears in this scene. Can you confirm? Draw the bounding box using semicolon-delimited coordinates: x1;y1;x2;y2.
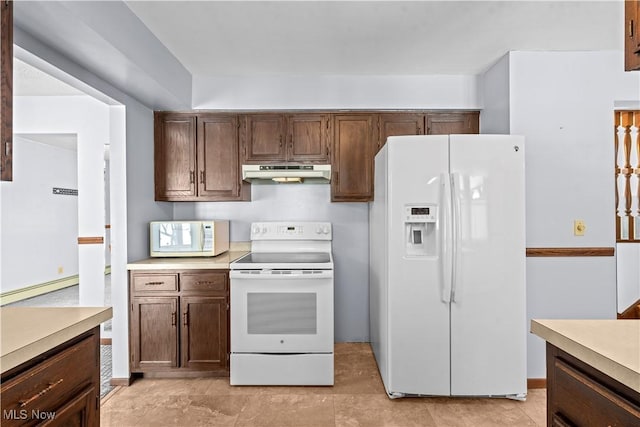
199;223;204;250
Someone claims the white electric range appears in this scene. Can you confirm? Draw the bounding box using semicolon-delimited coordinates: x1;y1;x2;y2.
229;222;334;386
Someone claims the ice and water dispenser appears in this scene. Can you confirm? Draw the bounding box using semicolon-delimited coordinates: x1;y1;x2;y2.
404;205;437;257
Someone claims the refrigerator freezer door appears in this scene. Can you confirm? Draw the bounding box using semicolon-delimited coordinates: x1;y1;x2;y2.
385;135;451;395
448;135;527;397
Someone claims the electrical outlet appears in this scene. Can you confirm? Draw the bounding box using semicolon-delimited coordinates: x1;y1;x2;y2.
574;220;586;236
58;266;64;274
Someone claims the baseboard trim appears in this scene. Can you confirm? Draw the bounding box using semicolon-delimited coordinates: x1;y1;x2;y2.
0;275;79;305
527;378;547;389
110;377;133;387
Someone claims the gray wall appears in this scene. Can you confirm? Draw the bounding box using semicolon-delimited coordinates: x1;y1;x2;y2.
482;50;640;378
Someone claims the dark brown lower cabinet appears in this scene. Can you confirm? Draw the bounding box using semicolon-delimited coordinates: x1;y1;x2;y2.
0;328;100;427
129;270;229;377
546;343;640;426
131;297;179;370
180;296;228;370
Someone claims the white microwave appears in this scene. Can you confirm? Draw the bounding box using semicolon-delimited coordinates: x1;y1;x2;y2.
149;220;229;257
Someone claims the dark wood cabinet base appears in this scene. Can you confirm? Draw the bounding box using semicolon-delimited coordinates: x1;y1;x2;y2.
546;343;640;426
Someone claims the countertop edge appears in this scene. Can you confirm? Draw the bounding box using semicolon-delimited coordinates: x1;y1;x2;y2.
1;307;113;374
531;319;640;393
126;251;249;270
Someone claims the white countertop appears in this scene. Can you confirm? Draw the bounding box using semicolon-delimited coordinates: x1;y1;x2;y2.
531;319;640;393
0;306;113;374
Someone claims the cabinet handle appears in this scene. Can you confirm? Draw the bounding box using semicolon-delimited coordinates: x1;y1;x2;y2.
19;379;64;407
171;312;177;326
195;281;215;286
189;171;195;184
200;171;205;184
145;281;165;286
630;19;635;38
183;310;188;326
279;135;283;148
334;171;339;185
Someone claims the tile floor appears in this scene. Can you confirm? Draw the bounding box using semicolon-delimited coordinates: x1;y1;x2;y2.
101;343;547;427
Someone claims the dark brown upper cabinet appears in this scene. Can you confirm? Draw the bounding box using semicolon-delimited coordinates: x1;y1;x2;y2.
1;1;12;181
287;113;330;163
377;113;425;153
154;112;249;201
331;114;375;202
626;0;640;71
243;113;330;163
242;114;287;163
426;112;479;135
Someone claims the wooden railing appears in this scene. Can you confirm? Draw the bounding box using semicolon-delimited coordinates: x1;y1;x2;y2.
615;111;640;242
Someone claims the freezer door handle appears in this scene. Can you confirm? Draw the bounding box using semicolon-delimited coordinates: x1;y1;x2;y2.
450;172;463;303
440;173;452;303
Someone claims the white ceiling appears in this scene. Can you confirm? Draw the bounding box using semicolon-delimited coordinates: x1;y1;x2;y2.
124;0;622;76
13;1;624;102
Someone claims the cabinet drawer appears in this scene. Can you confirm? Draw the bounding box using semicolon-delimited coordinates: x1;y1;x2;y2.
132;273;178;292
552;357;640;426
181;272;227;293
0;336;96;426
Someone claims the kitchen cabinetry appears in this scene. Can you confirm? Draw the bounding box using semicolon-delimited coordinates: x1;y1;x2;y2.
626;0;640;71
243;113;330;163
129;269;229;375
154;112;249;201
546;343;640;426
426;112;479;135
1;327;100;427
331;114;375;202
154;110;479;203
377;113;425;153
1;0;12;181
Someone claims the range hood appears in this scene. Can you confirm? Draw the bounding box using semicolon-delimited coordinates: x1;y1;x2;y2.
242;164;331;184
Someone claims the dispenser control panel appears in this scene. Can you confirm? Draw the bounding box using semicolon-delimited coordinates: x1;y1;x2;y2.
404;204;437;257
405;206;436;222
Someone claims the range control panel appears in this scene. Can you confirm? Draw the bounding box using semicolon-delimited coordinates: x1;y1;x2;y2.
250;222;332;240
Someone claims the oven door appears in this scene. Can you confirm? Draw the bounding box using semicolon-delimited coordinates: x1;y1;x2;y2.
230;269;333;353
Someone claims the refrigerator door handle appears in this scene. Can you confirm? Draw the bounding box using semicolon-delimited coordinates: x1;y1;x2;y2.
440;173;453;303
450;172;463;303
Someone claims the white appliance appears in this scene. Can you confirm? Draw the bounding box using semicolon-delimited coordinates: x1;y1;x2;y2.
369;135;526;399
242;164;331;183
149;220;229;257
229;222;334;385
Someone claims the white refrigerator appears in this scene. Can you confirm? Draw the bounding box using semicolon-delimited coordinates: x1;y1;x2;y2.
369;134;527;399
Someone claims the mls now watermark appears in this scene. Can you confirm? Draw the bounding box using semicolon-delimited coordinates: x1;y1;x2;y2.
3;409;56;421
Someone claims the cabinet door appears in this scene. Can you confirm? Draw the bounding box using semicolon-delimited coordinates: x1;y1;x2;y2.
198;114;244;199
40;386;97;427
131;297;178;370
378;113;425;152
154;113;197;200
287;114;330;163
243;114;286;162
181;296;228;371
426;112;479;135
1;1;12;181
626;0;640;71
332;115;375;202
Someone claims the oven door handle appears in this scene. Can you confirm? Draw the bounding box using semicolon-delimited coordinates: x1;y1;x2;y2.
229;270;333;279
